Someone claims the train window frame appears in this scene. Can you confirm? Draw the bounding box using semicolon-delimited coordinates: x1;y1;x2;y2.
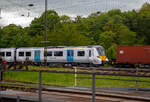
19;52;24;57
0;52;5;57
26;52;31;57
67;51;74;56
71;51;74;56
77;51;85;56
6;52;11;57
46;51;52;56
89;50;91;57
54;51;63;57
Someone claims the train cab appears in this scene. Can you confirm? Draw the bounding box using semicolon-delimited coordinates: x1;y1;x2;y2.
90;46;108;65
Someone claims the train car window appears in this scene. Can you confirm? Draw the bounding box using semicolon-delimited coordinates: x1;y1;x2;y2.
96;47;105;56
47;51;52;56
44;51;47;56
71;51;74;56
26;52;31;56
89;50;91;57
0;52;5;56
67;51;74;56
54;51;63;56
6;52;11;56
19;52;24;57
67;52;70;56
78;51;85;56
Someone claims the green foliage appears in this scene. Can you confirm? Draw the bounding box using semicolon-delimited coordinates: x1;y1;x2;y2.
1;3;150;59
99;31;116;49
48;24;90;46
139;2;150;13
106;44;117;59
0;28;4;47
0;24;28;47
118;26;136;45
60;15;72;23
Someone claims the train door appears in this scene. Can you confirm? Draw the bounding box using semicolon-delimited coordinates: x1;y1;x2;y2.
67;50;74;62
5;51;13;62
89;49;95;64
34;50;41;62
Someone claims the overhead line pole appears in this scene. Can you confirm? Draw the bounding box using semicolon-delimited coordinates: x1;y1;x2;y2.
0;8;1;19
44;0;48;66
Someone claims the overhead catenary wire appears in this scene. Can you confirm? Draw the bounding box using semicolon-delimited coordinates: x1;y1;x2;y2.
3;0;150;17
5;0;37;17
1;0;150;25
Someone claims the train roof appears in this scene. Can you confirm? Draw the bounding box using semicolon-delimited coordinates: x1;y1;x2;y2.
0;45;104;50
47;45;103;48
0;48;16;50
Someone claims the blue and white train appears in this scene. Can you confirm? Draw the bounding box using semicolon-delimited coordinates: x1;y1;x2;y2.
0;45;108;66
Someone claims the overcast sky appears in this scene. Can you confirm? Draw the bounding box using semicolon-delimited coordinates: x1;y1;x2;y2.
0;0;149;27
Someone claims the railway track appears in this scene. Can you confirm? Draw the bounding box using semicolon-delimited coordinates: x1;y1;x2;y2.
1;82;150;102
2;67;150;101
5;66;150;77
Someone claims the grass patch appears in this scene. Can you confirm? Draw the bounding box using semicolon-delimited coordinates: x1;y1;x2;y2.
3;68;150;88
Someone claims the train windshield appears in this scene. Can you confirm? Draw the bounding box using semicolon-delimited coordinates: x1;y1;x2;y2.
96;47;106;56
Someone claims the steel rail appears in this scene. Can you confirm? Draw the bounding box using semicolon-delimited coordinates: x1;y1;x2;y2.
77;77;150;83
73;67;150;72
1;84;150;102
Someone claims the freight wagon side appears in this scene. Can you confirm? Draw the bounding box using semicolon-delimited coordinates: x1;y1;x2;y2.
116;46;150;67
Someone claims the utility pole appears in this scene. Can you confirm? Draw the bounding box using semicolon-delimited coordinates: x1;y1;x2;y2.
28;4;34;17
45;0;48;45
0;8;2;19
44;0;48;66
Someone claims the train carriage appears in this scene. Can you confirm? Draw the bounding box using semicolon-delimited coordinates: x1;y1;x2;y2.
0;45;108;67
16;47;44;63
0;48;16;63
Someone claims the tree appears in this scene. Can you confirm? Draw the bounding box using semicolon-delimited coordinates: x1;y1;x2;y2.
139;2;150;13
122;10;138;31
28;34;44;47
28;10;60;37
41;10;60;31
0;27;4;47
60;15;72;23
106;44;117;60
48;24;91;46
1;24;26;47
28;17;44;36
99;31;116;49
136;3;150;44
118;25;136;45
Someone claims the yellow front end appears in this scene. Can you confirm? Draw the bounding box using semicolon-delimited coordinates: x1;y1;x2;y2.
99;56;106;61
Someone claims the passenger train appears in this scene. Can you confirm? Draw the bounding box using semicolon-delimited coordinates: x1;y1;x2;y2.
0;45;108;66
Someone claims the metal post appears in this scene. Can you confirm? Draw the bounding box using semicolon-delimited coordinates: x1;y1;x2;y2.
17;96;20;102
0;71;1;81
0;70;1;101
44;0;48;66
39;71;42;102
74;67;77;87
92;73;96;102
136;68;138;91
0;8;1;19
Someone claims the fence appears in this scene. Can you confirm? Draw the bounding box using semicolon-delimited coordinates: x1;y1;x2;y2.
0;67;150;102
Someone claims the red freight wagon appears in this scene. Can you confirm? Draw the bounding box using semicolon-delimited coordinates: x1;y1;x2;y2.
117;46;150;66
